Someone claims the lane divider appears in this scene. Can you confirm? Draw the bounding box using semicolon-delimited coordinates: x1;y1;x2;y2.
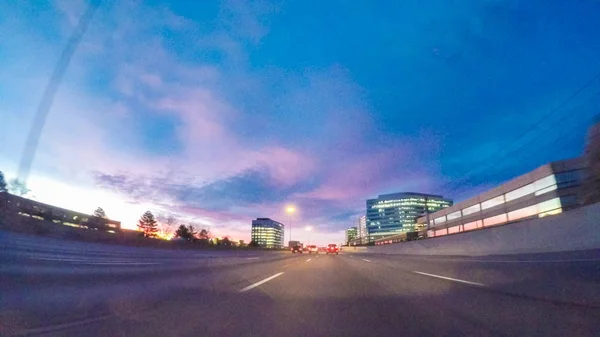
306;259;312;262
413;271;485;287
362;259;371;262
239;272;285;293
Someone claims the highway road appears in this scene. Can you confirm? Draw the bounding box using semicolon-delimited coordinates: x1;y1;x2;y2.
1;231;600;336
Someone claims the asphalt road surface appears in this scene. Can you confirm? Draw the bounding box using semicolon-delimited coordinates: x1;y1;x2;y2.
2;231;600;336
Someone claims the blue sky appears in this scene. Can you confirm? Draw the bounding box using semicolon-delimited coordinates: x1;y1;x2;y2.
1;0;600;244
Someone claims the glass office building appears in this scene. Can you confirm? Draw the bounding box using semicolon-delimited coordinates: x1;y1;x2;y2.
251;218;285;248
345;227;358;245
366;192;452;242
358;215;367;244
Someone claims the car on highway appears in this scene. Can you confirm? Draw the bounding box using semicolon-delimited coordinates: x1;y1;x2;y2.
307;245;318;254
326;244;339;255
291;244;303;253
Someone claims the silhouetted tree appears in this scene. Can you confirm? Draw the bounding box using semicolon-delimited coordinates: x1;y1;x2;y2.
137;211;159;238
8;178;29;196
221;237;232;246
187;225;198;239
93;207;107;218
0;171;7;192
157;214;177;239
248;240;260;248
199;228;210;239
174;224;193;240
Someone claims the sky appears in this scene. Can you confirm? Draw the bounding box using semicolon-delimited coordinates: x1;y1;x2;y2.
1;0;600;245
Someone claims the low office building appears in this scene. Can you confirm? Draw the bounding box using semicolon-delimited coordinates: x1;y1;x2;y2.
0;192;121;232
251;218;285;248
419;157;584;238
366;192;452;242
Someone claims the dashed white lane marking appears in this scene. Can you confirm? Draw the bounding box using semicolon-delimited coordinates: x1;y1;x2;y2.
245;257;260;260
362;259;371;262
413;271;485;287
239;272;285;293
306;259;312;262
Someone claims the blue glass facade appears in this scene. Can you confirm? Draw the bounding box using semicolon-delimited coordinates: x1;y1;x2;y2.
366;192;452;242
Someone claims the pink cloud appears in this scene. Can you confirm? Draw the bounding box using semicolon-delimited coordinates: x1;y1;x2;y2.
255;146;317;186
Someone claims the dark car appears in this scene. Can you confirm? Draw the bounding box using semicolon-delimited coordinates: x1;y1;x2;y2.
291;244;303;253
326;244;339;255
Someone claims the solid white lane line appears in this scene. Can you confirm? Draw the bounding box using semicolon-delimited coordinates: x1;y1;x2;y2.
239;272;285;293
74;262;159;265
11;314;114;336
33;257;159;265
362;259;371;262
413;271;485;286
445;258;600;263
306;258;312;262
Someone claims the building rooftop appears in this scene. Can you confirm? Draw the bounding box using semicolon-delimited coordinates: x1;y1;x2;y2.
370;192;448;201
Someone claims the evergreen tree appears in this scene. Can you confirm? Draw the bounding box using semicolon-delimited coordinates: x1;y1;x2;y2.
137;211;159;238
0;171;7;193
93;207;107;218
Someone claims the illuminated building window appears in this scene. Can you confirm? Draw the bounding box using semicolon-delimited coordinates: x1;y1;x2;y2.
483;213;507;227
505;183;535;202
481;196;504;210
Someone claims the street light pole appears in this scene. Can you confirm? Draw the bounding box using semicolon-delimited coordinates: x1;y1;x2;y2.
286;206;295;246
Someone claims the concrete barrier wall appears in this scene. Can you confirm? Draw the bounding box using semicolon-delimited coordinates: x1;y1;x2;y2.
359;201;600;256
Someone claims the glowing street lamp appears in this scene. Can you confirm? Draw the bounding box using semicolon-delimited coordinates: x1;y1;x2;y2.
305;226;313;245
286;205;296;244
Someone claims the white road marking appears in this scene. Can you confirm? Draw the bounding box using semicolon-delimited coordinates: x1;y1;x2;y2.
443;258;600;264
239;272;285;293
11;314;114;336
362;259;371;262
413;271;485;286
245;257;260;260
74;262;159;265
33;257;159;265
306;258;312;262
282;264;290;268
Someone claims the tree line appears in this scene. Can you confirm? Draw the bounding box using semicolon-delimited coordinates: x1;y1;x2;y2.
0;171;29;195
2;170;244;247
